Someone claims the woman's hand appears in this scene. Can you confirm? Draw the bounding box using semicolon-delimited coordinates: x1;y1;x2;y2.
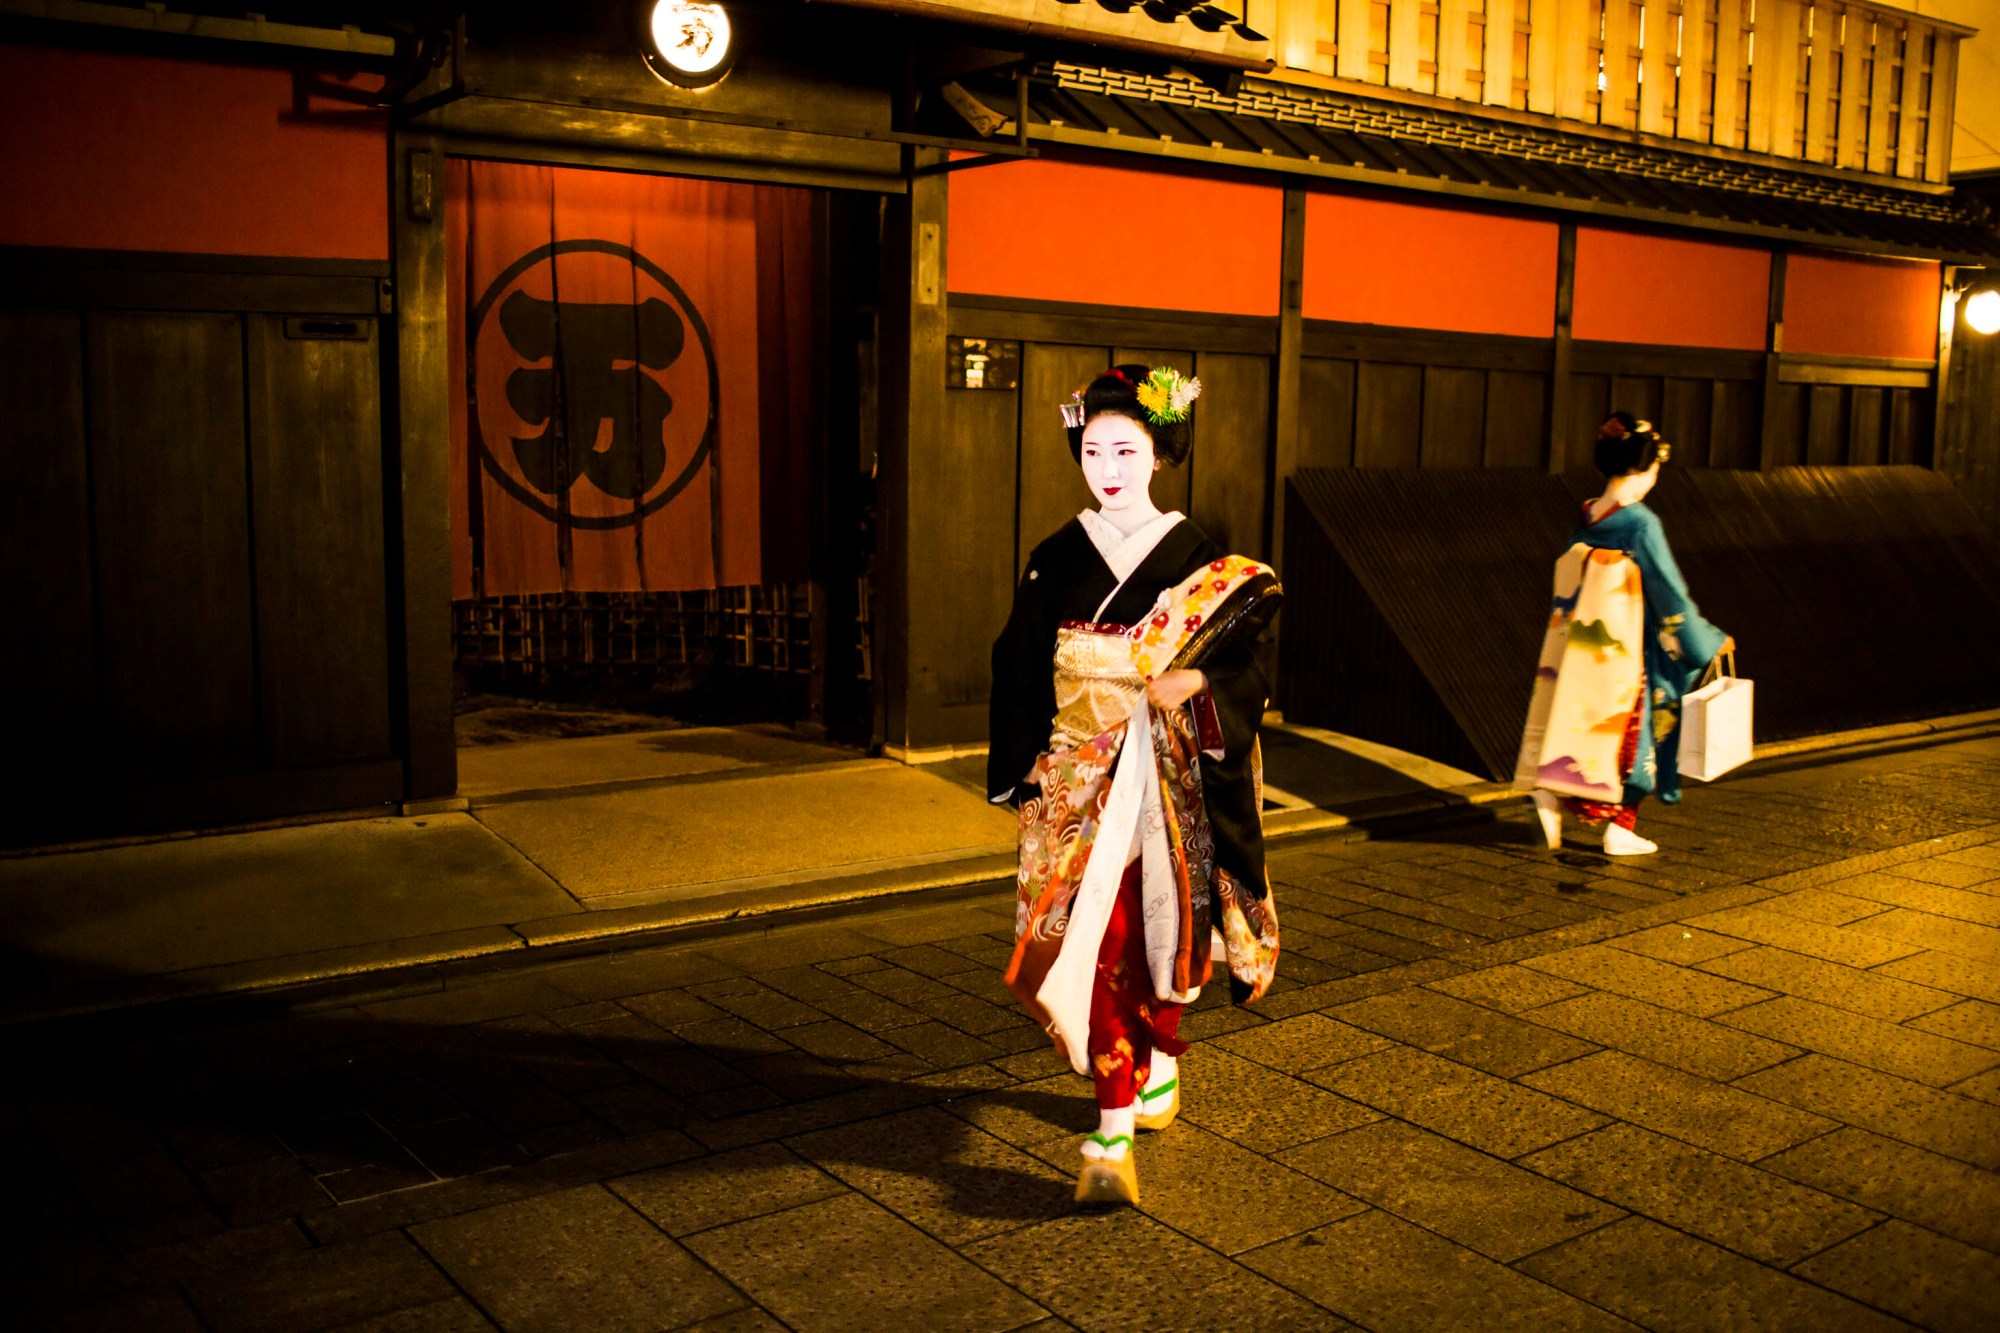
1719;636;1737;656
1146;669;1207;711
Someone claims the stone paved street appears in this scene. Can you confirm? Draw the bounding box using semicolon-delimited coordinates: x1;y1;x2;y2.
8;734;2000;1331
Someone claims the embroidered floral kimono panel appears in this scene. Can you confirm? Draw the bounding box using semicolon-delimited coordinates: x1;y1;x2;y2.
1516;502;1728;807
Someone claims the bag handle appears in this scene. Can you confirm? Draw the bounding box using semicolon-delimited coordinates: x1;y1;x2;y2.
1697;648;1736;688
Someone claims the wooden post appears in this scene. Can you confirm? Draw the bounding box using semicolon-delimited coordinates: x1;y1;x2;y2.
1759;249;1789;470
1271;188;1307;573
1924;27;1958;183
1836;7;1870;171
1549;221;1577;473
1338;0;1373;82
390;129;458;803
876;148;951;756
1713;0;1745;149
1675;0;1710;142
1932;265;1958;473
1485;0;1518;107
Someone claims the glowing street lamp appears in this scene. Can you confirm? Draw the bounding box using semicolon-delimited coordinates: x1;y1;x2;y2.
643;1;736;89
1966;288;2000;337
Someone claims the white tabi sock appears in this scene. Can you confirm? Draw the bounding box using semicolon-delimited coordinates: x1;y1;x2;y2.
1141;1053;1178;1104
1082;1105;1136;1160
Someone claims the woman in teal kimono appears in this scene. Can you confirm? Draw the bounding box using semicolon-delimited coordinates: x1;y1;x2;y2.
1517;412;1735;856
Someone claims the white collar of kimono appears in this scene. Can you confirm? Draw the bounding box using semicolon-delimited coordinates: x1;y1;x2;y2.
1077;508;1186;586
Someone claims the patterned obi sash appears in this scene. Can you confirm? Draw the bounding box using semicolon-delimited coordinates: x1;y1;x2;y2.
1050;621;1142;753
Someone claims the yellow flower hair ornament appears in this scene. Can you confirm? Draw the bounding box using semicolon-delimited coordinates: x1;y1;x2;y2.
1135;366;1201;426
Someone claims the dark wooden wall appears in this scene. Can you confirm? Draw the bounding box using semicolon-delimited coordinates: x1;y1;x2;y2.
0;251;400;842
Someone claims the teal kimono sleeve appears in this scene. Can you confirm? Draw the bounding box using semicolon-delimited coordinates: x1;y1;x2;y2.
1632;511;1727;682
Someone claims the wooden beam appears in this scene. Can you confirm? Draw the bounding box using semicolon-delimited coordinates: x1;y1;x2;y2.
1803;0;1834;161
1388;0;1423;91
1747;0;1786;154
1639;0;1674;135
1485;0;1517;106
1439;0;1475;101
1766;0;1805;161
1865;16;1898;176
1836;5;1870;170
1529;0;1561;114
1270;188;1306;603
1712;0;1745;148
1549;221;1577;473
1895;24;1928;180
1759;248;1789;469
1338;0;1373;81
1924;28;1957;183
1553;0;1592;120
1600;0;1634;128
390;131;457;803
1675;0;1710;143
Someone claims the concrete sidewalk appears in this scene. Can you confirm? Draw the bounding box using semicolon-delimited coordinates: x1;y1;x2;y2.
0;719;1513;1024
3;713;1993;1025
5;731;1998;1331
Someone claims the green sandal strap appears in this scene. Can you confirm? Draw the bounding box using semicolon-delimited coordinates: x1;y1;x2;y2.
1087;1132;1133;1152
1139;1077;1178;1103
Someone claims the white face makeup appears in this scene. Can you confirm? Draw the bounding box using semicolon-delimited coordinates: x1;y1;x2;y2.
1079;413;1159;516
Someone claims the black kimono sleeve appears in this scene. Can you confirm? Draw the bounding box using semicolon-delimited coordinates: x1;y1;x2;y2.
1177;537;1274;899
987;554;1060;805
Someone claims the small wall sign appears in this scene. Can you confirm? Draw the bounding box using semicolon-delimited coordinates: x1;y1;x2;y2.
947;337;1020;390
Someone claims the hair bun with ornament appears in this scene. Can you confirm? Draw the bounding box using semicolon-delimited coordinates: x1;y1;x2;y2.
1060;363;1197;465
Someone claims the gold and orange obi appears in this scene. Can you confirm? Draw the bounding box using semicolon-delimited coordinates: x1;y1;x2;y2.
1049;621;1145;752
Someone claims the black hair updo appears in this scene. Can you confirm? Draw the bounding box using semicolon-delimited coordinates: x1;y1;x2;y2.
1592;410;1667;477
1064;363;1194;466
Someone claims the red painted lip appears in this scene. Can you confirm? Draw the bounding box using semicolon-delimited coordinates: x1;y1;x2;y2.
1102;486;1122;495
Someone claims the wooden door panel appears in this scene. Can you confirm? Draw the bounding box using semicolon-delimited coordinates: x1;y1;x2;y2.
1017;343;1107;568
1482;371;1548;468
1298;357;1356;470
88;311;258;778
1354;362;1423;467
0;312;96;777
1191;351;1271;559
1419;366;1487;468
247;315;392;767
935;381;1020;706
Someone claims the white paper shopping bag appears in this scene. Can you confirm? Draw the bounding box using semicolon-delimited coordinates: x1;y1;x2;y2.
1681;670;1754;782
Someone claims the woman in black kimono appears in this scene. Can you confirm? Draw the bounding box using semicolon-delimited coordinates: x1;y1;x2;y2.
988;364;1280;1208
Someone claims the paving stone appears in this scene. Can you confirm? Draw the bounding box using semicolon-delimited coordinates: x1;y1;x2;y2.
1884;857;2000;889
185;1231;456;1332
1830;872;2000;925
1908;998;2000;1051
1720;995;2000;1087
879;1020;1007;1068
1872;948;2000;1004
359;977;579;1027
1051;1120;1367;1255
1951;1066;2000;1104
1522;989;1798;1082
1177;1047;1384;1153
412;1184;741;1333
1309;1046;1604;1159
1607;924;1758;965
1754;888;1898;927
337;1297;497;1331
969;1208;1349;1333
541;949;743;1002
1176;1001;1266;1041
1211;1012;1391;1071
1428;964;1591;1014
34;1286;209;1333
572;1081;693;1137
917;990;1020;1036
1241;1208;1632;1332
1332;988;1598;1077
617;989;729;1029
1520;1122;1878;1265
1734;1054;2000;1170
1282;1119;1620;1262
113;1217;313;1288
1794;1219;2000;1333
787;1106;1072;1245
1516;1216;1906;1333
610;1142;847;1237
775;1018;900;1064
1761;1126;2000;1254
813;988;929;1033
939;1075;1097;1153
1522;1050;1834;1161
1700;945;1960;1022
1521;943;1774;1018
691;1192;1043;1332
1680;906;1924;969
194;1153;328;1226
1848;908;2000;963
696;925;889;972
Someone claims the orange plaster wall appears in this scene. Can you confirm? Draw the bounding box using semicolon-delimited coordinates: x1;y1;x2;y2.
0;44;388;259
1571;229;1770;349
1785;252;1940;361
1301;192;1558;337
947;157;1283;316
